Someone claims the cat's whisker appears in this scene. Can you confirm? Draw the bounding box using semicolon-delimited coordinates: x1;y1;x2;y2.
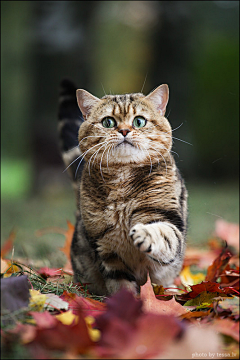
141;71;148;93
150;131;193;147
172;122;183;132
88;141;109;175
160;145;174;166
172;136;193;146
63;154;82;173
74;141;107;178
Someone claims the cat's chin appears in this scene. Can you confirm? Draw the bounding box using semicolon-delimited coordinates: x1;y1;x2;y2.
112;142;147;164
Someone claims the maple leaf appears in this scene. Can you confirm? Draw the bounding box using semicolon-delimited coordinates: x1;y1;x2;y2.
1;229;16;258
37;267;62;278
141;276;188;316
60;291;106;317
177;281;234;303
29;307;95;355
58;220;75;261
205;244;233;282
94;287;184;359
180;265;206;287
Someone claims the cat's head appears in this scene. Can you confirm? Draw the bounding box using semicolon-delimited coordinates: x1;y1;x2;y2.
76;85;172;168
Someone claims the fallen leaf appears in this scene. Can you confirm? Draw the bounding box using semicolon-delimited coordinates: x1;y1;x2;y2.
205;245;233;282
184;291;221;307
95;288;184;359
85;315;101;342
55;310;78;325
1;275;30;312
44;293;69;311
60;291;106;317
178;281;235;303
29;289;47;311
29;307;95;354
37;267;62;278
179;309;211;320
180;266;206;287
59;220;75;261
141;276;188;316
218;297;239;319
1;229;16;258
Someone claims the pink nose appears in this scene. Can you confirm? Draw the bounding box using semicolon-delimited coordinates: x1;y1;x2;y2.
119;129;130;137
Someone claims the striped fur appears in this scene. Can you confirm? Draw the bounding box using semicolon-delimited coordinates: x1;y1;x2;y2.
58;80;188;296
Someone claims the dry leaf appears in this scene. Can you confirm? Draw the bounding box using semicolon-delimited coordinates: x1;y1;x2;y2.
180;266;206;287
141;276;188;316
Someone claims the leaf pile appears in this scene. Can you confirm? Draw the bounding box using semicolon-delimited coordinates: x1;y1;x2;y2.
1;220;239;359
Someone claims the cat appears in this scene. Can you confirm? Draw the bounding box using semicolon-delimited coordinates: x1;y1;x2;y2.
58;79;188;296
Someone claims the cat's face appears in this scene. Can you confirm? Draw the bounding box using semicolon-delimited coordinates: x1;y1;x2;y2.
76;85;172;168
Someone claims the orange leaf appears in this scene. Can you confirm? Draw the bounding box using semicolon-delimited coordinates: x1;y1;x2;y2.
1;229;16;258
59;221;75;261
205;245;232;282
141;276;188;316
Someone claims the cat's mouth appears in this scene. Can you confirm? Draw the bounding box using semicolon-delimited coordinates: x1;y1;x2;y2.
116;139;134;148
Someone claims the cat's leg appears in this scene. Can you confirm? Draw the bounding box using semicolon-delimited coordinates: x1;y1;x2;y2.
129;222;184;269
98;253;140;295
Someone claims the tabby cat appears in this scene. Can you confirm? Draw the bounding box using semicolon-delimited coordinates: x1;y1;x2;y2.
58;79;188;296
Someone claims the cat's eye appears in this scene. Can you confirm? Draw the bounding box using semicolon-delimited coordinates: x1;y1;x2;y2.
102;117;116;128
133;116;147;128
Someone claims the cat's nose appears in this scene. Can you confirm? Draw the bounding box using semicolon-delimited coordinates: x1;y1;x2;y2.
119;129;130;137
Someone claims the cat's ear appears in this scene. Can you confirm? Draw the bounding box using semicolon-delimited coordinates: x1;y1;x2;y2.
145;84;169;116
76;89;100;120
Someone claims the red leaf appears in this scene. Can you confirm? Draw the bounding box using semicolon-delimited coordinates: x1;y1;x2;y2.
60;291;106;317
178;281;234;302
141;276;188;316
95;288;184;359
29;307;94;354
205;245;233;282
37;267;62;278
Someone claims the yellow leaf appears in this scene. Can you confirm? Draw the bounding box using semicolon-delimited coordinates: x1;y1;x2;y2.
180;266;205;287
55;310;78;325
29;289;47;311
85;315;101;342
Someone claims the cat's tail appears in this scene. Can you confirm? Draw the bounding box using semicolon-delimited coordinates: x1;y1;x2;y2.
58;79;85;184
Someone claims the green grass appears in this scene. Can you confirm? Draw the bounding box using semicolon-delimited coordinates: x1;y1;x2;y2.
1;181;239;266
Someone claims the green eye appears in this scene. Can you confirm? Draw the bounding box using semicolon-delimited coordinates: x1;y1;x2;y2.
133;116;147;128
102;117;116;128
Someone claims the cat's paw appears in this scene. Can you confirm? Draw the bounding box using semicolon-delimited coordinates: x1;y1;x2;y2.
129;223;153;253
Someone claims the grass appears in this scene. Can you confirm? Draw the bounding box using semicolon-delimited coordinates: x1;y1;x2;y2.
1;181;239;267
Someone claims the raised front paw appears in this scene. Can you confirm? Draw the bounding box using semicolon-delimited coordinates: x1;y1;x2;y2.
129;223;152;253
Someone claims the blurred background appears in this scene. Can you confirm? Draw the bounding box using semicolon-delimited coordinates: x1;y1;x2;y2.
1;1;239;266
